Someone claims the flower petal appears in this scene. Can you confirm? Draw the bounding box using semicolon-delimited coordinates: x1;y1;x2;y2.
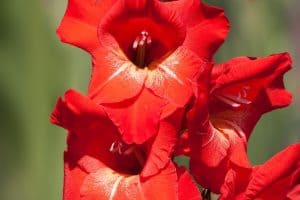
165;0;229;59
219;143;300;200
141;107;184;177
63;152;88;200
189;126;231;193
210;53;292;138
141;161;178;200
50;89;108;133
287;172;300;200
146;47;208;107
57;0;115;53
88;47;147;104
245;143;300;199
80;161;178;200
188;121;251;193
177;167;202;200
219;167;250;200
103;88;166;144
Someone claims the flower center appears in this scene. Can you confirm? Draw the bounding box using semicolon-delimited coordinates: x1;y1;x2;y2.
132;30;152;68
102;17;185;69
109;140;146;175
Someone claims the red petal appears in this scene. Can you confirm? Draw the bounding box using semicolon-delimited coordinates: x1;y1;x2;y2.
80;167;136;200
192;126;230;167
63;152;88;200
210;53;292;138
103;88;166;144
141;107;184;177
177;60;212;153
188;121;251;193
88;48;147;104
80;161;178;200
189;126;231;193
219;167;251;200
287;177;300;200
141;161;178;200
287;163;300;200
57;0;115;53
219;143;300;200
219;169;237;200
245;143;300;199
165;0;229;59
177;167;202;200
50;89;108;132
146;47;208;107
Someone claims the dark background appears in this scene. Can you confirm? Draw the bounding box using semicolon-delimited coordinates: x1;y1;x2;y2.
0;0;299;199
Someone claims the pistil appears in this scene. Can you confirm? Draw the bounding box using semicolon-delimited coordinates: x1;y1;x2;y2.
132;30;152;67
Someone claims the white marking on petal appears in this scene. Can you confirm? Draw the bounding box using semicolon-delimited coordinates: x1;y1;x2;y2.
137;178;146;200
145;69;164;89
89;49;132;99
109;176;124;200
107;62;131;82
159;64;184;85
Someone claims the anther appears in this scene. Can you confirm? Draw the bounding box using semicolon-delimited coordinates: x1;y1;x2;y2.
110;140;146;168
110;141;123;154
132;30;152;67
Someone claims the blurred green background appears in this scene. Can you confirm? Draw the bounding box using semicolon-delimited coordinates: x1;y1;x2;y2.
0;0;299;199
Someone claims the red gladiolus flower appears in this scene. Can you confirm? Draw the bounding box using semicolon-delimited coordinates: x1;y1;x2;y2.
50;90;202;200
219;143;300;200
53;0;296;199
177;52;292;193
56;0;229;144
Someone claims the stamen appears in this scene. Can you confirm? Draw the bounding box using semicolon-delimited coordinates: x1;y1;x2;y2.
110;140;146;167
109;142;117;152
109;141;123;154
132;30;152;67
